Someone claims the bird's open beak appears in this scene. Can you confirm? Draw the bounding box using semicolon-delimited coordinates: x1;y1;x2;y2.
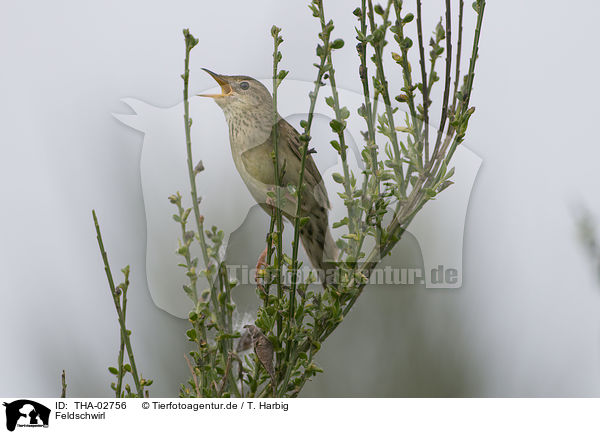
198;68;232;98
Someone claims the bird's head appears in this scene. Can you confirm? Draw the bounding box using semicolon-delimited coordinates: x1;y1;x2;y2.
243;324;260;339
198;69;273;119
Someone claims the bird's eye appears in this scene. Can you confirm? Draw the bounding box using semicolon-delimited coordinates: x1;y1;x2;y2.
239;81;250;90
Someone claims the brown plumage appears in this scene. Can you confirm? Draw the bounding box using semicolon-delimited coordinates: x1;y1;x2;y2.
200;70;338;284
242;119;337;273
243;325;276;386
235;328;253;353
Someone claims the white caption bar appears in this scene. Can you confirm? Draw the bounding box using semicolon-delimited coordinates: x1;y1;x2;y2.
1;398;599;433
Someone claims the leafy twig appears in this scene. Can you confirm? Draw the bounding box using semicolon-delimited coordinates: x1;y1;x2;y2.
184;354;201;397
415;0;430;164
92;210;145;397
270;24;286;355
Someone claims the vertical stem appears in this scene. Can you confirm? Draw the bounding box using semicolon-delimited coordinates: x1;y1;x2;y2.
182;31;206;309
321;5;358;254
184;354;201;397
415;0;430;165
462;0;485;110
432;0;453;162
115;310;126;397
60;370;67;398
92;210;143;397
441;0;485;167
263;211;276;305
182;33;210;288
450;0;464;116
271;28;285;347
280;0;332;395
269;28;287;395
376;0;410;171
357;0;383;252
182;31;228;361
434;0;486;174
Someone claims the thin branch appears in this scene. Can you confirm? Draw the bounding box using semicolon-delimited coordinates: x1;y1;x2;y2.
356;0;388;253
182;30;228;367
415;0;430;164
60;370;67;398
432;0;452;163
184;354;201;397
218;353;234;396
92;210;143;397
462;0;485;110
436;0;486;172
325;2;359;253
270;25;285;360
182;31;210;301
281;0;333;396
114;307;126;397
450;0;464;117
262;210;276;304
382;1;413;177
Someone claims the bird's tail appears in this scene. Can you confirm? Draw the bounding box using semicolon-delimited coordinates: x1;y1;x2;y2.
299;208;339;288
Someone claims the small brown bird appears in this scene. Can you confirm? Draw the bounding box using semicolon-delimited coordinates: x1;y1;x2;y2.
243;324;275;385
199;69;337;283
235;328;253;353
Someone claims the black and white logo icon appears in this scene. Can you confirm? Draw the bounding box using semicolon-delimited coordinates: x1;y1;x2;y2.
3;400;50;431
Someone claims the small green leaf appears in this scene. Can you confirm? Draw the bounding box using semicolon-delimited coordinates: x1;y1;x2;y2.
331;38;345;49
186;328;197;341
435;20;445;42
183;285;194;297
333;217;349;229
330;119;345;133
299;216;310;227
332;173;344;183
395;94;409;103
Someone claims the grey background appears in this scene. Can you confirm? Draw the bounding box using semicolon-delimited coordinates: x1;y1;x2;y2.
1;0;600;397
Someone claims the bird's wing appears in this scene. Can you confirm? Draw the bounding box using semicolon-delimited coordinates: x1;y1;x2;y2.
277;118;331;210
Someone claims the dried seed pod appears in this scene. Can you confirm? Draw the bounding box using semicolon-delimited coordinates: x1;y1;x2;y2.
194;160;205;174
